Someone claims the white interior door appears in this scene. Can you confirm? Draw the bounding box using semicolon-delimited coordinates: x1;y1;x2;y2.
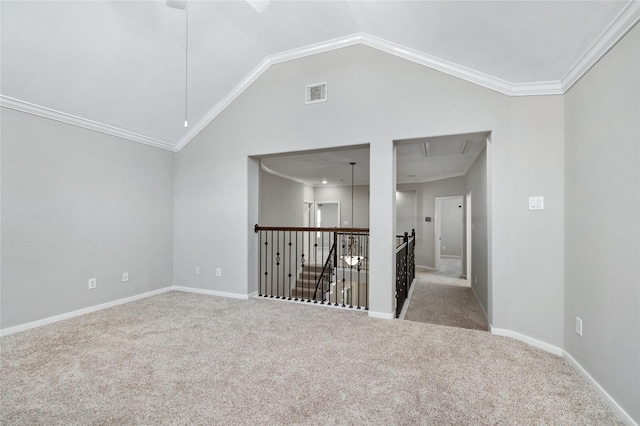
435;195;463;271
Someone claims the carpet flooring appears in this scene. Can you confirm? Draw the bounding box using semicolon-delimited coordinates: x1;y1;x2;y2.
1;291;622;425
404;270;489;331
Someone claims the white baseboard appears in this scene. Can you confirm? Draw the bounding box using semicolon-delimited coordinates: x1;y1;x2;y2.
172;285;251;300
368;310;394;320
0;287;173;337
563;351;638;426
247;291;259;299
440;255;462;259
0;285;261;337
489;326;563;356
398;277;418;320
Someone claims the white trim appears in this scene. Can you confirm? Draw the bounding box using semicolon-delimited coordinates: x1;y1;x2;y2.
368;310;394;320
0;287;173;337
561;1;640;92
0;286;262;336
172;286;251;300
398;277;418;320
489;326;563;357
563;351;638;426
358;33;563;97
0;96;176;152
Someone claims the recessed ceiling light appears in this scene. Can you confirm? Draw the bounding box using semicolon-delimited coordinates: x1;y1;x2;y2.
322;179;328;184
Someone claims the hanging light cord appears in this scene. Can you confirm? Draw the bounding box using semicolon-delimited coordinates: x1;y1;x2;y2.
184;1;189;128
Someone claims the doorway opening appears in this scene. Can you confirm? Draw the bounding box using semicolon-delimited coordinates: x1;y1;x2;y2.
394;132;489;331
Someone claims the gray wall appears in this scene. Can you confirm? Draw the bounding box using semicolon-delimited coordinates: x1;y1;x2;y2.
314;185;369;228
398;177;466;269
440;197;463;257
506;95;565;347
465;147;488;316
396;190;417;237
259;168;305;227
165;44;564;335
1;108;174;329
565;23;640;422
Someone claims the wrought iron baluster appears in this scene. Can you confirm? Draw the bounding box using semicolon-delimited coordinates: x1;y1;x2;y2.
270;230;274;298
294;231;299;301
287;231;292;300
276;231;281;299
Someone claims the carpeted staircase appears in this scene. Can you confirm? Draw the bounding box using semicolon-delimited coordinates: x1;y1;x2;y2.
291;264;333;301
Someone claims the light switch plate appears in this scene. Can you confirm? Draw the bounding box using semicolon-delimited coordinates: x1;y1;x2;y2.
529;196;544;210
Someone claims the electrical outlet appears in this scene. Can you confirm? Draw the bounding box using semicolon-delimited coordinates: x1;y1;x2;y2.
576;317;583;336
196;266;200;275
474;276;477;284
216;268;221;277
442;245;446;251
88;278;97;289
122;272;129;282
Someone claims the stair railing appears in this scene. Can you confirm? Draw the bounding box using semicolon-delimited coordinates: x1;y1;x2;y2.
312;238;337;302
254;225;369;309
395;229;416;318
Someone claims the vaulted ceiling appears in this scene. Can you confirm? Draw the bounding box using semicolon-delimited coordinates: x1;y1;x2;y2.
1;1;638;152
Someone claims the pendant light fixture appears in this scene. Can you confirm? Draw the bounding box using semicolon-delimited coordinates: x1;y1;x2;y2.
342;162;364;267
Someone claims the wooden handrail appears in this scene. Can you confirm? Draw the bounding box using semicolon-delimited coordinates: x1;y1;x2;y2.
255;225;369;233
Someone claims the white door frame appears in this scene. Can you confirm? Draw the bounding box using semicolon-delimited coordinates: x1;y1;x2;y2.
434;195;463;271
315;201;341;228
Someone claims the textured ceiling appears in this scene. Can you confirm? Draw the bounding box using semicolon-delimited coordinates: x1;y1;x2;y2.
1;1;637;151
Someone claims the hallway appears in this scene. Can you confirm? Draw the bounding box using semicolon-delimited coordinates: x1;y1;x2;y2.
403;262;488;331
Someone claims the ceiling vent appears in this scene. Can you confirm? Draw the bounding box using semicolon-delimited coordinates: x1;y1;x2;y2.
305;82;327;104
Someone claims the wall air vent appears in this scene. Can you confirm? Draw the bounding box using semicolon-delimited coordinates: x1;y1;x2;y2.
305;82;327;104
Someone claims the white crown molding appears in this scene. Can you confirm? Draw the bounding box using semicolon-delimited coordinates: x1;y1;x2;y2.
175;32;567;152
6;0;639;154
357;33;565;97
0;96;176;152
173;34;364;151
561;0;640;92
